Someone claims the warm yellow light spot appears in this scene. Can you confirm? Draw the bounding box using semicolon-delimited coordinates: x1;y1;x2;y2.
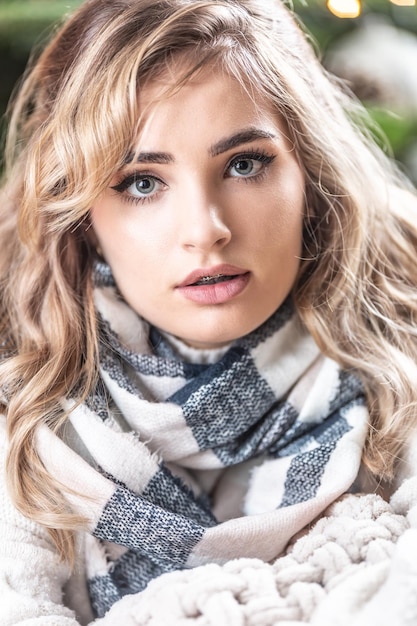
389;0;415;6
327;0;361;18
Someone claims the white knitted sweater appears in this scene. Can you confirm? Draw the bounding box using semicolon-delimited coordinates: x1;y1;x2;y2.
2;414;417;626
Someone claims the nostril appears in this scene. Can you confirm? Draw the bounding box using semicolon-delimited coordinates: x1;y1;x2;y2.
180;215;232;251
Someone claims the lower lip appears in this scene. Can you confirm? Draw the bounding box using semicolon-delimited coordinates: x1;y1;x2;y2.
177;273;250;305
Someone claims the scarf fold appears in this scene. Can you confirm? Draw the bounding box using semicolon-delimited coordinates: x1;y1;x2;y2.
36;262;368;618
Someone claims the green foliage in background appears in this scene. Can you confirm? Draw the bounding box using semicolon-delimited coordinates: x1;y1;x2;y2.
294;0;417;47
0;1;81;121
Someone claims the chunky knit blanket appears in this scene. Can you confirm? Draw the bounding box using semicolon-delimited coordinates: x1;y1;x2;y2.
93;477;417;626
36;262;368;620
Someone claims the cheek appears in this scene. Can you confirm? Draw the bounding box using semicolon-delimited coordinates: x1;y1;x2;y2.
283;209;304;251
92;220;164;298
90;203;118;251
275;180;305;248
106;256;160;319
259;199;304;255
91;203;144;261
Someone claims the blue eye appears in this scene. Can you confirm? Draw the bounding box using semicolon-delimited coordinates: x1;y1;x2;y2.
227;152;275;179
111;174;165;201
127;177;160;197
230;158;262;177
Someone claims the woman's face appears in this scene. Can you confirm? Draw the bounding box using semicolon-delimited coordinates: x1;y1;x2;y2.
90;68;305;349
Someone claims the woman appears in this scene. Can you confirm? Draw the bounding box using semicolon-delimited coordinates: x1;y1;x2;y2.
1;0;417;624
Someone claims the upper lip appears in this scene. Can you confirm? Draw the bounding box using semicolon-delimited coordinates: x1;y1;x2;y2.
178;264;249;287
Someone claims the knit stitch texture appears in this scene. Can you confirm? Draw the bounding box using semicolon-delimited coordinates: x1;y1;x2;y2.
33;262;368;619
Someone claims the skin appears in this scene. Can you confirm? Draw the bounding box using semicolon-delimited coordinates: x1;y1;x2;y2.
90;67;305;349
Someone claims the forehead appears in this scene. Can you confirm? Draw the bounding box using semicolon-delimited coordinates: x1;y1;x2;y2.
131;65;288;154
139;59;270;112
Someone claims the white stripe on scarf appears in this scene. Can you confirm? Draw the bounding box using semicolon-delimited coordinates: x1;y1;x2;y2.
36;262;369;619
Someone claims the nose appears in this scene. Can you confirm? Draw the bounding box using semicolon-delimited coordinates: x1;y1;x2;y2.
179;189;232;252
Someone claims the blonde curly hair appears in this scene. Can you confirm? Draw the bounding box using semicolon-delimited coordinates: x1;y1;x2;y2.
2;0;417;563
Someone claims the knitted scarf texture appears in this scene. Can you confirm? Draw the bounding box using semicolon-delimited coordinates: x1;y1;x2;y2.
36;262;368;619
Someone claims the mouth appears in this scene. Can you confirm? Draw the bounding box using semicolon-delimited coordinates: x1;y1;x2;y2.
177;265;250;305
191;274;236;286
178;265;250;288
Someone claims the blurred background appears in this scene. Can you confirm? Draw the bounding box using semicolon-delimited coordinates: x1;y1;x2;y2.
1;0;417;180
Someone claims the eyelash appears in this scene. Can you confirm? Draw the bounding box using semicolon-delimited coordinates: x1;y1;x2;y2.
111;172;166;205
227;150;275;182
111;149;276;206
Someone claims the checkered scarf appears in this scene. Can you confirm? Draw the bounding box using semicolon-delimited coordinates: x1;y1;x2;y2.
36;262;368;619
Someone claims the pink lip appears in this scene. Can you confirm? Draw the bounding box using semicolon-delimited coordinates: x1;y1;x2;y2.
177;264;250;305
178;264;249;288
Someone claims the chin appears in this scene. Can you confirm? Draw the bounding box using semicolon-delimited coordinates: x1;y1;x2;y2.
179;324;252;350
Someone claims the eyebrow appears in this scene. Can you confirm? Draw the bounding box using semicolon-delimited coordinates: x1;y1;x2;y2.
209;128;277;157
125;127;277;165
125;151;174;165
